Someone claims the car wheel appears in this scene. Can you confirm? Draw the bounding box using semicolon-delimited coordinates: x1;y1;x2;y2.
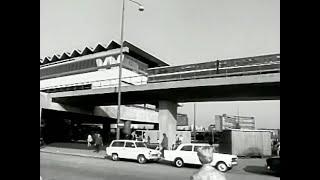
112;153;119;161
174;158;184;168
137;155;147;164
216;162;228;172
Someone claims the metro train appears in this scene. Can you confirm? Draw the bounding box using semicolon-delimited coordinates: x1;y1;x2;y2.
147;54;280;83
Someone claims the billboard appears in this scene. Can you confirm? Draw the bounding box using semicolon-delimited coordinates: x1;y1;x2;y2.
177;114;188;126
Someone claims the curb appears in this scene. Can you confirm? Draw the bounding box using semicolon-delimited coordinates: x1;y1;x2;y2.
40;150;106;159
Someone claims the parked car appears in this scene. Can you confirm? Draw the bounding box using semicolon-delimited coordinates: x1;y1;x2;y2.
266;156;280;174
163;143;238;172
106;140;161;164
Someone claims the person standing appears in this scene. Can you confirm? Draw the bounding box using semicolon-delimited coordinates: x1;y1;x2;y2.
87;134;93;148
179;135;183;144
160;133;168;158
147;136;151;145
175;134;179;148
143;133;147;143
94;134;103;153
190;146;226;180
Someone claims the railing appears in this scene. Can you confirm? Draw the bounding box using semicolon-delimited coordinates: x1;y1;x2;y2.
40;75;147;93
148;62;280;83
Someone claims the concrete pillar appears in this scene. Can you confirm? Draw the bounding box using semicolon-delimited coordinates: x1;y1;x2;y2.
158;100;177;150
103;123;111;145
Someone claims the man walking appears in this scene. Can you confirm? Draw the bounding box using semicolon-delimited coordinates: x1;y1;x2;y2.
160;133;168;158
94;133;103;153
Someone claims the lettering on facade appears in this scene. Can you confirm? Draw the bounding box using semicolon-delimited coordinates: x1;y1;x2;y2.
96;56;119;67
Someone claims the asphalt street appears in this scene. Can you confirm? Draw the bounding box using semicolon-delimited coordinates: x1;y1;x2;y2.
40;152;279;180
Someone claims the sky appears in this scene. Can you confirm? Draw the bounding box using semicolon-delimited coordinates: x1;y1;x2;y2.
40;0;280;129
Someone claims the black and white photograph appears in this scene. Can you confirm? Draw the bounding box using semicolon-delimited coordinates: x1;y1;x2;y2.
40;0;280;179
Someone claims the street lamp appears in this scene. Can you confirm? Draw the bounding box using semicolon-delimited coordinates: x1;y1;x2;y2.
116;0;144;140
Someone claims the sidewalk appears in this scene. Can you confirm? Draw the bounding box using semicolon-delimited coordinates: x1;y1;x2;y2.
40;143;106;159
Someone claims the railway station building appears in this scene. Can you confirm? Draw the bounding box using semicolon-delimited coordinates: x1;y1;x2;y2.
40;41;170;145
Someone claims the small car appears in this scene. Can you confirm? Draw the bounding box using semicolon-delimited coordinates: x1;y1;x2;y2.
106;140;161;164
163;143;238;172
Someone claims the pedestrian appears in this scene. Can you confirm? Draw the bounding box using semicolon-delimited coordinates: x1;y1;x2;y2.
147;136;151;145
190;146;226;180
175;134;179;147
94;134;103;153
160;133;168;158
143;133;147;143
131;131;136;140
179;135;183;144
87;134;93;148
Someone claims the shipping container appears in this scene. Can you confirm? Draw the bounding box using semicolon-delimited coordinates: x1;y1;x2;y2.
218;129;272;157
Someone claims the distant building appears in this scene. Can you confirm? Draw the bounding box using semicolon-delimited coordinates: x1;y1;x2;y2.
215;114;255;131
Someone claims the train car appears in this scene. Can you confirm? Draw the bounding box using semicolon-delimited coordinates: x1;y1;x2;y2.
147;54;280;83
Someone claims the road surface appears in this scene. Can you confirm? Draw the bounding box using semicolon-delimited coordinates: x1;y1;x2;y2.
40;152;279;180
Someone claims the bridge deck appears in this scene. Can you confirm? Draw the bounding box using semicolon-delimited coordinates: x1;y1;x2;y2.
51;73;280;106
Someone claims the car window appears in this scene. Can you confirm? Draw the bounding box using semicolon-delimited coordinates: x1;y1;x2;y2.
125;142;135;148
194;146;206;152
135;142;147;148
181;145;192;151
111;141;125;147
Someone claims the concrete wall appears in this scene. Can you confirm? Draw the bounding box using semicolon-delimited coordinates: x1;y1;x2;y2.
93;105;158;124
41;93;158;124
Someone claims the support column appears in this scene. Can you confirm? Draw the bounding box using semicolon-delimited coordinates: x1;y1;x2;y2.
103;122;111;145
158;100;177;150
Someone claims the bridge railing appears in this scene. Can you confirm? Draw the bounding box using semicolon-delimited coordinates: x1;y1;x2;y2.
40;75;148;93
147;61;280;83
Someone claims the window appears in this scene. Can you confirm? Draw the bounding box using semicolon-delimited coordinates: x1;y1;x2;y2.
135;142;147;148
194;146;207;152
180;145;192;151
111;141;125;147
125;142;135;148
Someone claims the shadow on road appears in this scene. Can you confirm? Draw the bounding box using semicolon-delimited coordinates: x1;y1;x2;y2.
244;166;280;177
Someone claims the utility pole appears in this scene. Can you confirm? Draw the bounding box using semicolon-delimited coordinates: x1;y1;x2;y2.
236;105;240;129
193;103;196;141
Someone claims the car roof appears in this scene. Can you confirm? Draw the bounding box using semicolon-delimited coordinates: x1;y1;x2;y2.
111;140;142;143
180;143;210;146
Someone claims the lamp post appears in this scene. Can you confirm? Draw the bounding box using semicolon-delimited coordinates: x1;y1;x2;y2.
116;0;144;140
193;103;196;141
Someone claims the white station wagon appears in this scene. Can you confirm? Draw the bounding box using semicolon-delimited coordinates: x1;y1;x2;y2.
106;140;161;164
164;143;238;172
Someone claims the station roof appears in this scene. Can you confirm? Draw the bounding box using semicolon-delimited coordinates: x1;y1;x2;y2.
40;40;169;68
